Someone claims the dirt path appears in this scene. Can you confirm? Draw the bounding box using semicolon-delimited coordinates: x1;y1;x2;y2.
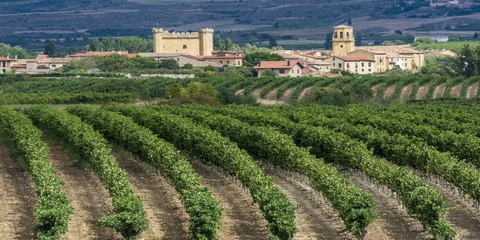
190;161;270;240
298;87;313;100
466;82;478;99
449;83;463;98
419;174;480;240
400;84;413;102
383;85;397;100
0;144;37;239
280;87;296;103
265;87;280;101
43;137;119;240
433;83;446;99
264;168;350;240
415;85;429;100
110;149;190;240
346;172;432;240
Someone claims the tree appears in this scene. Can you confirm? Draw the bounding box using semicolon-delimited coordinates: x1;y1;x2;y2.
225;38;234;51
214;35;224;51
243;52;285;67
89;37;100;51
449;44;479;77
474;32;479;39
159;58;180;70
165;83;184;98
324;32;333;50
63;58;96;72
44;40;57;57
394;30;403;35
261;69;278;77
269;36;278;48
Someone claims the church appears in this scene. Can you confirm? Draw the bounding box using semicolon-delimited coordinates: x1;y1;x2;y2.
324;25;425;74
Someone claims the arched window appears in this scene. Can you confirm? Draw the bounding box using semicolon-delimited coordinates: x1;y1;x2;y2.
346;32;350;38
183;45;187;49
334;32;338;38
340;32;343;38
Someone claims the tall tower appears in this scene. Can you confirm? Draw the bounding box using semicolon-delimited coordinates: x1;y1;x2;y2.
199;28;214;56
332;25;355;56
152;28;165;53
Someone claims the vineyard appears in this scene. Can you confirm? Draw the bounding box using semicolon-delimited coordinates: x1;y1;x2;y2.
0;99;480;239
1;75;480;105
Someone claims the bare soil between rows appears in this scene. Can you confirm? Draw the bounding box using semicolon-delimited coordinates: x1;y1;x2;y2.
110;148;190;240
190;161;270;240
0;143;36;239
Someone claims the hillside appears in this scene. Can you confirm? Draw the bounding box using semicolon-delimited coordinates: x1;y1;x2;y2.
1;0;480;50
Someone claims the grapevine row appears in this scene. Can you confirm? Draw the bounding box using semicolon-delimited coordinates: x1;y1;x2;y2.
25;105;148;239
0;106;73;239
66;106;222;240
286;105;480;206
103;104;298;240
186;104;455;239
150;104;376;239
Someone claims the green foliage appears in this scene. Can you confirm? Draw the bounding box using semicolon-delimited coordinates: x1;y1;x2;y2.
261;69;278;77
0;43;31;58
0;106;73;239
196;104;455;239
67;106;223;240
25;105;149;239
449;44;480;77
158;58;180;70
44;40;57;57
104;105;298;240
243;52;285;67
155;105;377;239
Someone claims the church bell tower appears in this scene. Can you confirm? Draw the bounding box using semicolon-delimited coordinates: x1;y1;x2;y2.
332;25;355;56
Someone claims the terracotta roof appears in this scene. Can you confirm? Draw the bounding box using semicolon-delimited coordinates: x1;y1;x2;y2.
0;57;17;61
332;55;375;62
11;64;26;68
254;61;302;69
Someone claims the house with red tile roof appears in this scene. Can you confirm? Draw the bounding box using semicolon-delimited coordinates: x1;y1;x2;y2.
201;52;244;66
0;57;18;73
254;60;304;77
324;55;375;74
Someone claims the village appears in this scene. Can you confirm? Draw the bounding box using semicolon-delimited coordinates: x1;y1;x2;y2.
0;25;426;77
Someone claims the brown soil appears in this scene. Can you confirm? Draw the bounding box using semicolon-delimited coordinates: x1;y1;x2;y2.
371;84;381;98
235;89;245;95
280;87;296;103
0;144;37;239
400;84;413;102
264;167;350;240
110;149;190;240
298;87;313;100
383;85;397;100
43;137;120;240
417;173;480;240
466;83;479;99
265;87;280;101
415;85;429;100
190;161;270;240
346;171;432;240
433;84;446;99
251;88;262;98
449;83;463;98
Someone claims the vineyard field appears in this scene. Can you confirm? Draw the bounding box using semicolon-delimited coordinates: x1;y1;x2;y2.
2;102;480;239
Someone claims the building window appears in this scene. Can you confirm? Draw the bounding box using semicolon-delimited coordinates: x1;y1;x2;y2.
355;63;358;68
362;69;364;72
334;32;338;38
338;63;342;68
340;32;343;38
369;69;371;72
279;69;285;74
177;58;180;61
361;63;364;67
347;32;350;38
237;61;241;65
347;63;350;68
341;45;343;48
52;64;56;68
227;61;230;64
183;45;187;49
368;62;371;67
333;63;335;67
297;69;300;74
2;62;5;67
